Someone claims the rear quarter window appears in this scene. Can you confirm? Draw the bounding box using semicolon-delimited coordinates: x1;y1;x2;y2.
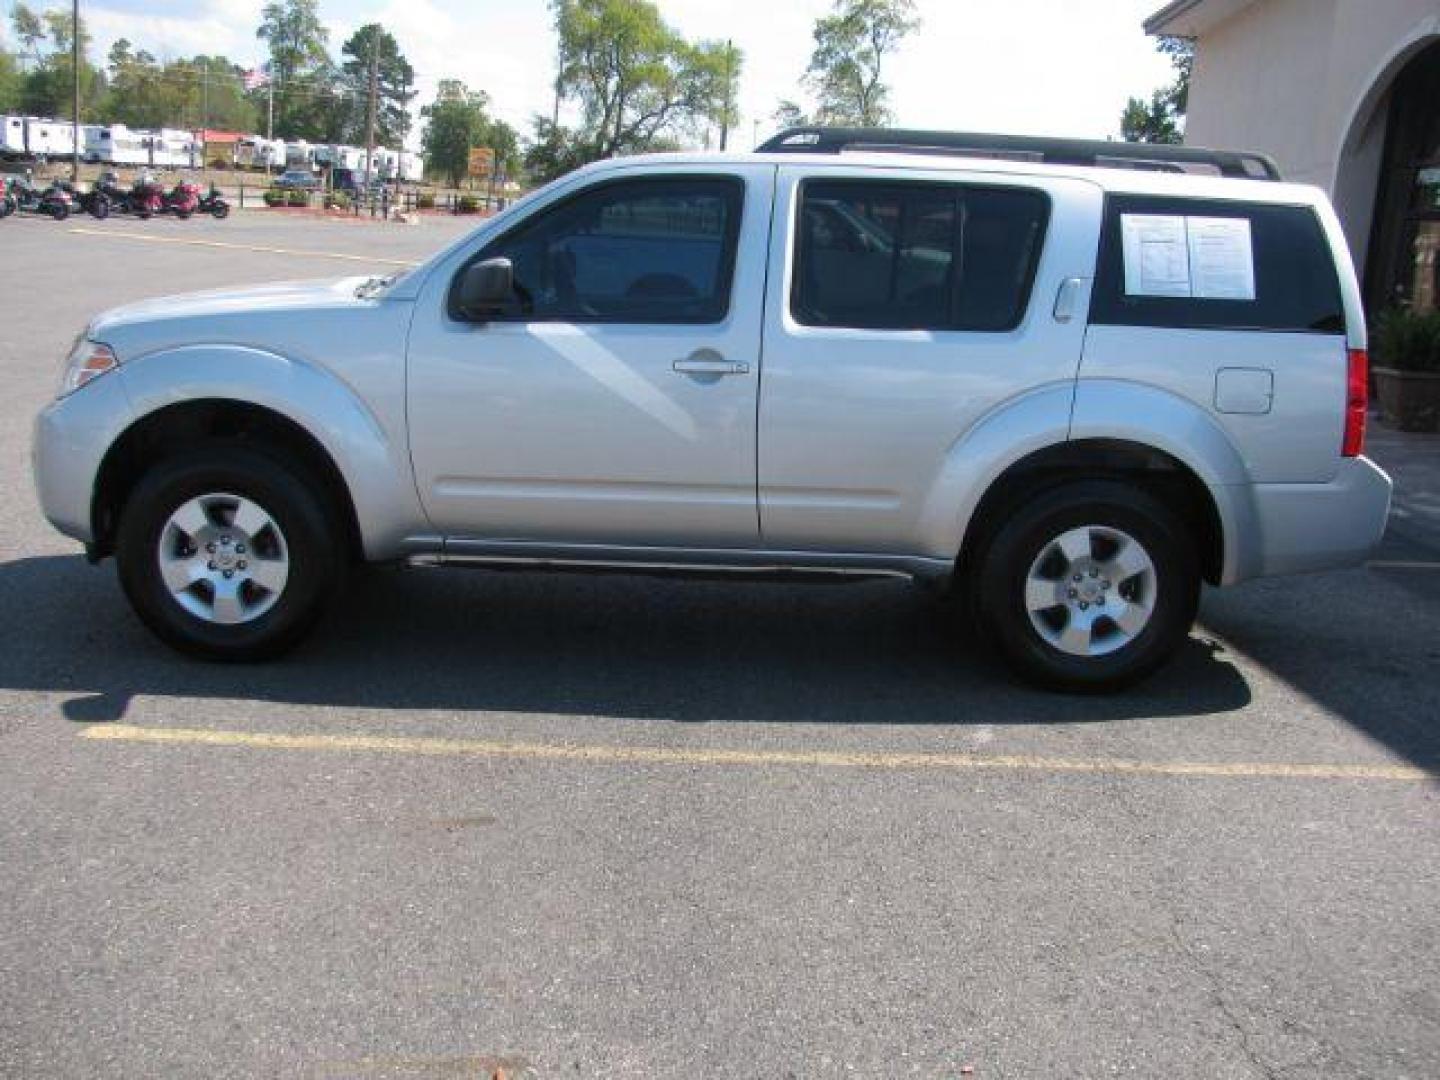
1090;195;1345;334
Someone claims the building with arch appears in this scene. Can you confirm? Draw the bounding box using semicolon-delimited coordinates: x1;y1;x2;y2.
1146;0;1440;314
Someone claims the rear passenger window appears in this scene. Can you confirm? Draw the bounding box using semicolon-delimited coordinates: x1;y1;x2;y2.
1090;196;1345;333
792;181;1049;331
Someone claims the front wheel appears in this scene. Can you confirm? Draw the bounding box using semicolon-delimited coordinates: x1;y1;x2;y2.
0;196;14;218
90;196;110;220
116;447;341;660
211;202;230;220
50;201;69;221
973;480;1200;692
176;206;193;220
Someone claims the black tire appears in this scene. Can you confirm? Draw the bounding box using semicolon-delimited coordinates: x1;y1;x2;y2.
136;206;152;220
0;196;14;219
211;203;230;220
176;207;193;220
972;480;1200;693
50;201;69;221
90;196;110;220
116;446;341;661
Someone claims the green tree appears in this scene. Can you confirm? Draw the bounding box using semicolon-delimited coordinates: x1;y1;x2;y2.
10;2;46;56
772;99;809;131
550;0;740;163
255;0;331;137
9;4;103;120
421;79;500;187
339;24;416;147
1120;35;1193;145
802;0;918;126
105;45;258;133
1120;90;1181;145
0;47;22;113
522;115;590;185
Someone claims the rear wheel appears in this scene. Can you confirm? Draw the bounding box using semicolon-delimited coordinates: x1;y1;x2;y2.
0;196;14;218
50;201;69;221
116;446;341;660
973;480;1200;692
211;203;230;220
90;196;110;220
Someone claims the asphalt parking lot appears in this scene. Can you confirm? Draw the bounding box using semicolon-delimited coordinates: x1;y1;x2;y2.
1;212;1438;1079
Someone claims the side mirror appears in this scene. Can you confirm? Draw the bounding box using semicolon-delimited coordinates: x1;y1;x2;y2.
456;257;515;321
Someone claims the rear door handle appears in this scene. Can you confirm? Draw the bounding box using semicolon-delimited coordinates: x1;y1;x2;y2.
1053;277;1085;323
673;357;749;376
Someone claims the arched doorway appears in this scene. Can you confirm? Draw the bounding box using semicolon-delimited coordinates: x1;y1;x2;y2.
1365;39;1440;314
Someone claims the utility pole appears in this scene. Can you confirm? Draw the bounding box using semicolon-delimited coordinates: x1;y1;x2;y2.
363;33;379;190
718;39;734;152
70;0;80;180
201;58;209;133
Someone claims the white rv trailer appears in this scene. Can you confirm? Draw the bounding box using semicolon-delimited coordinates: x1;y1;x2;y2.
285;140;317;170
336;145;367;171
22;118;76;159
86;124;152;166
147;128;199;168
397;151;422;182
236;137;286;170
0;115;26;157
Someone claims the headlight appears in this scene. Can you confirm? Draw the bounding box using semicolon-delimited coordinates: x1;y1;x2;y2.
59;339;119;398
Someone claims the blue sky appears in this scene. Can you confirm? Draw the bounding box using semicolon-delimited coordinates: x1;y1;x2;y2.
3;0;1177;148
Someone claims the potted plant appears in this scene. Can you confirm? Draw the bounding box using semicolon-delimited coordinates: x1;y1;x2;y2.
416;192;436;210
324;191;351;211
457;194;480;214
287;188;310;208
262;187;285;207
1373;307;1440;432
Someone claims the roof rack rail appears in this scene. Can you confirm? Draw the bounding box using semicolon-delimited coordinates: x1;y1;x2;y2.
754;127;1283;182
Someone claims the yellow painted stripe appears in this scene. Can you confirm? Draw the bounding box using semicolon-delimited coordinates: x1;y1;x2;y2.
80;724;1436;782
66;227;419;267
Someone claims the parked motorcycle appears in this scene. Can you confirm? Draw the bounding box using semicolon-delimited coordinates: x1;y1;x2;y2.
0;178;16;219
130;176;166;220
197;183;230;220
164;180;201;220
6;174;72;220
54;178;112;220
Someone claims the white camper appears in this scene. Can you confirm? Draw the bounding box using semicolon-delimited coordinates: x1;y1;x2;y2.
87;125;151;166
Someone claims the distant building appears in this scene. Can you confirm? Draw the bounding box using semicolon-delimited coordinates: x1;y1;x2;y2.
1146;0;1440;313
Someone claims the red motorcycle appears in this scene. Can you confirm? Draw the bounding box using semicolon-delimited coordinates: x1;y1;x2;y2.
130;177;166;220
165;180;201;220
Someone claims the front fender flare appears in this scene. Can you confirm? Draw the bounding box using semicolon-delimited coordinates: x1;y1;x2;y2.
116;344;425;559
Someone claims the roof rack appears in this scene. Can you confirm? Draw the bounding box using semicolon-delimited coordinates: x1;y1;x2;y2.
755;127;1282;182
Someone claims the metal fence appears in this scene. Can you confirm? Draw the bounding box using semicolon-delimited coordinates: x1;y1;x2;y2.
233;184;506;217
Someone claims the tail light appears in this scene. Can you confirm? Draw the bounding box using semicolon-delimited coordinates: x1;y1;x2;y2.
1342;348;1368;457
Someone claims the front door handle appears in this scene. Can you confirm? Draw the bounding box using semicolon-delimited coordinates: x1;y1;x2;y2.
673;355;750;376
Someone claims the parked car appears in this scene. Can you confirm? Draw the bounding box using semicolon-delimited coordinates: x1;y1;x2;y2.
32;128;1393;690
272;168;320;190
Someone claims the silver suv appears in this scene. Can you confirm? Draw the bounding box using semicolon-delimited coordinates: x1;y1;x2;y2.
32;129;1392;690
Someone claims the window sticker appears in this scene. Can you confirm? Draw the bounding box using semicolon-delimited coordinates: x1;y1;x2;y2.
1121;214;1191;297
1120;213;1257;301
1186;216;1256;300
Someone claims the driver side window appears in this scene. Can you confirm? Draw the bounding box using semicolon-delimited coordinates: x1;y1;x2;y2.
477;175;744;325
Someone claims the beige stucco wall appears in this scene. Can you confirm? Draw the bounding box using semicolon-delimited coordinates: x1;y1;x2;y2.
1181;0;1440;267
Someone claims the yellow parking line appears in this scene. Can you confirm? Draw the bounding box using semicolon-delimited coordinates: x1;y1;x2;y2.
80;723;1436;783
65;227;419;267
